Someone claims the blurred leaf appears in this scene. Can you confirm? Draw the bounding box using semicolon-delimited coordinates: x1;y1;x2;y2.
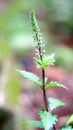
45;81;67;89
48;98;65;111
66;115;73;125
60;125;73;130
39;109;57;130
25;120;43;128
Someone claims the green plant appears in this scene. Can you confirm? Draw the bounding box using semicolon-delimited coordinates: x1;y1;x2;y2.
17;11;73;130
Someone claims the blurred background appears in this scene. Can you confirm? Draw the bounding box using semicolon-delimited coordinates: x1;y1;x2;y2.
0;0;73;129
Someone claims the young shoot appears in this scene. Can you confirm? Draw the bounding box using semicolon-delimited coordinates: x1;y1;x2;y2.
17;10;73;130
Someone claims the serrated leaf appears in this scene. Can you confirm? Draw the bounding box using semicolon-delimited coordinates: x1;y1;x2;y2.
35;53;55;68
43;53;55;64
39;109;57;130
25;120;43;128
42;53;55;68
45;81;68;89
66;115;73;125
17;70;42;86
60;125;73;130
48;98;65;111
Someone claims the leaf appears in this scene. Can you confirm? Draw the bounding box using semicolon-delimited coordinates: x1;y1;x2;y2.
35;58;42;68
36;53;55;68
48;98;65;111
17;70;42;86
45;81;68;89
60;125;73;130
66;115;73;125
25;120;43;128
43;53;55;65
39;109;57;130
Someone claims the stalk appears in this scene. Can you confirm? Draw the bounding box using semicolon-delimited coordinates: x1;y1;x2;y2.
37;40;57;130
36;33;48;111
36;32;57;130
31;11;57;130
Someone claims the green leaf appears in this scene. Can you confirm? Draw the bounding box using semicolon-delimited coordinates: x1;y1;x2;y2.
36;53;55;68
60;125;73;130
48;98;65;111
66;115;73;125
43;53;55;66
35;58;42;68
17;70;42;86
45;81;68;89
39;109;57;130
25;120;43;128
